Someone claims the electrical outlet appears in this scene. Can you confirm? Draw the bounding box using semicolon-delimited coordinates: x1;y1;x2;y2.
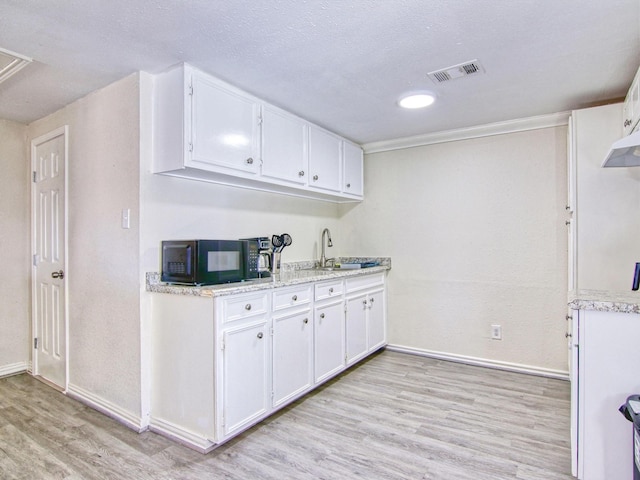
491;324;502;340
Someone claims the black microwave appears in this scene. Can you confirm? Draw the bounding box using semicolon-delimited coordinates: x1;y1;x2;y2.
161;240;259;285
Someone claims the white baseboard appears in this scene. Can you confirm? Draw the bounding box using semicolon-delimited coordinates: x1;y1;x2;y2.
66;383;147;433
386;344;570;381
0;362;29;378
149;417;216;454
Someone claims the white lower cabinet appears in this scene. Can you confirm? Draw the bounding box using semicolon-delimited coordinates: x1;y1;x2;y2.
345;273;386;366
150;271;387;452
272;308;313;407
221;318;269;437
345;293;368;365
314;300;346;383
572;309;640;480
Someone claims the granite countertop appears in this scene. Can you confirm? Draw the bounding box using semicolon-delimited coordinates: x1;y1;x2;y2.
569;289;640;314
146;257;391;298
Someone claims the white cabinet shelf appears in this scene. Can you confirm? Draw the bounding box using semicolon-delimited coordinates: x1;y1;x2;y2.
152;63;363;203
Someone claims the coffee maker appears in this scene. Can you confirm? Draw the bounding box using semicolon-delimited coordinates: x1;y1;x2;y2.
240;237;272;277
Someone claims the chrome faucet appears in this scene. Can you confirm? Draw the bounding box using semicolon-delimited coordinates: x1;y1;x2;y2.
319;228;334;267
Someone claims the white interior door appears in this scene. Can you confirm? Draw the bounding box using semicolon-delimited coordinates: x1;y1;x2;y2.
32;126;68;389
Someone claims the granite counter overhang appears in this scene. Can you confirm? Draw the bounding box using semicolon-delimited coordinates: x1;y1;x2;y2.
146;257;391;298
569;289;640;314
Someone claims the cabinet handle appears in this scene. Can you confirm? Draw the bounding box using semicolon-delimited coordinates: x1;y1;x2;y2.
245;304;252;311
363;299;368;307
320;313;325;319
370;298;374;303
328;287;334;294
565;332;572;338
257;332;263;339
565;220;571;226
292;295;298;301
246;157;254;165
303;318;309;324
298;170;305;177
313;175;319;181
346;183;351;188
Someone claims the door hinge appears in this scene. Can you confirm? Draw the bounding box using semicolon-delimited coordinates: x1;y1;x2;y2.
188;83;193;96
33;254;39;267
188;142;193;153
221;337;225;351
32;171;37;183
257;115;263;126
34;338;38;349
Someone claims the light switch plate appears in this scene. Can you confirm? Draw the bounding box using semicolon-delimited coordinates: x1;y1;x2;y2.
121;208;130;229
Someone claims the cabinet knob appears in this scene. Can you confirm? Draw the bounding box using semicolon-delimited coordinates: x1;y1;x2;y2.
625;119;632;127
245;304;252;311
328;287;334;294
298;170;305;177
565;332;572;338
363;299;368;306
320;313;325;319
303;318;309;324
313;175;319;181
246;157;254;165
565;220;571;226
370;298;374;303
292;295;298;301
346;183;351;188
257;332;263;339
565;205;571;210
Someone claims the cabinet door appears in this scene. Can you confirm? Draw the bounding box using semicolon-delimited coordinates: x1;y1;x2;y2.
308;127;341;192
367;289;385;352
272;310;313;407
314;301;345;383
345;294;368;365
261;105;308;185
222;319;269;436
343;141;363;196
190;73;260;174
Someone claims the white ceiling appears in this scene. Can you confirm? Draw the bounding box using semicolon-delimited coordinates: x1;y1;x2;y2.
0;0;639;144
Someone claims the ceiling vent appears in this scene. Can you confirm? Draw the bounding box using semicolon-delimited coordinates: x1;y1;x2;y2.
0;47;32;85
428;60;484;84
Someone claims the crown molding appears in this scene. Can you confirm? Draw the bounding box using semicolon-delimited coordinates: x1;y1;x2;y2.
362;111;571;154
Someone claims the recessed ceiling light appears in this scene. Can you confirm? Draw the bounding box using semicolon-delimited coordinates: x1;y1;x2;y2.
398;92;436;109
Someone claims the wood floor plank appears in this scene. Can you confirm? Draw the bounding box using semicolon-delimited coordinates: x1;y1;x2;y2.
0;350;574;479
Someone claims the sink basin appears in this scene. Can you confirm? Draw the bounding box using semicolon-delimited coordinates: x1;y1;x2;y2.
303;266;338;272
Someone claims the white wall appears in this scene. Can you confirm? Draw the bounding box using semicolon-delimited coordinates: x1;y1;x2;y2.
27;74;142;420
0;119;30;375
339;126;569;374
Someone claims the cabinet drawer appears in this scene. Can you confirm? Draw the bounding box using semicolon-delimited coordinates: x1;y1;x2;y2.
315;280;343;301
345;273;385;293
222;292;269;323
272;285;312;311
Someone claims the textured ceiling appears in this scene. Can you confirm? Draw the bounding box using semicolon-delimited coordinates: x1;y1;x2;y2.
0;0;639;144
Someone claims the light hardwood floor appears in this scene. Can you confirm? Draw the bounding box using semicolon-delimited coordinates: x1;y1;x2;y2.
0;350;573;479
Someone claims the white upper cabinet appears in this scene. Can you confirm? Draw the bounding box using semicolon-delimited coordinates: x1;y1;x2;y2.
190;73;260;174
261;104;308;186
343;140;364;197
308;126;342;193
622;67;640;136
153;63;363;202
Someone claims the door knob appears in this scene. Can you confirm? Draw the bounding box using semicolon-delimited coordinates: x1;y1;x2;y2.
51;270;64;279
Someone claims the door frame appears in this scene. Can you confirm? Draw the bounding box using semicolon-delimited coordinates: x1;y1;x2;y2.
31;125;69;390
